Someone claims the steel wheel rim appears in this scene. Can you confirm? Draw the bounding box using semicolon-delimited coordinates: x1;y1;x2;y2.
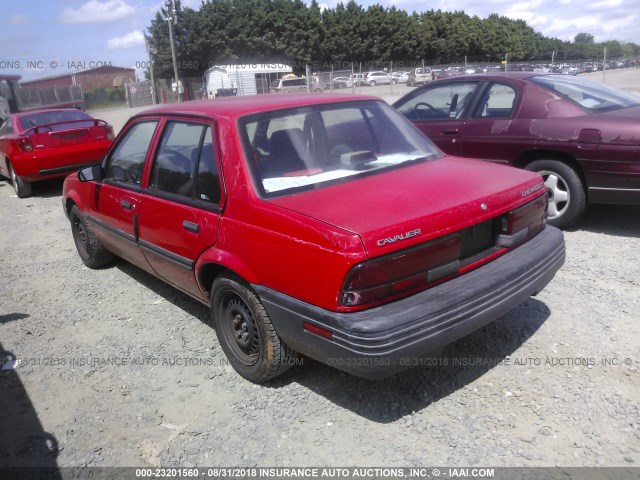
73;216;89;257
539;169;570;219
221;291;260;366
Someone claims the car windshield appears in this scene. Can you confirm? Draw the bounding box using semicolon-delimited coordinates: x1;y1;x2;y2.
531;75;640;113
240;100;442;197
20;110;92;132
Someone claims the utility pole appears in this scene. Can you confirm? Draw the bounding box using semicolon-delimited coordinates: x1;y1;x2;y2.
144;33;157;105
165;0;183;102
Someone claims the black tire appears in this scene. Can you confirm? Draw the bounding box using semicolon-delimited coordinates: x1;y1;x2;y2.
8;161;32;198
391;78;398;85
369;80;376;86
525;159;586;229
210;273;297;382
70;205;114;268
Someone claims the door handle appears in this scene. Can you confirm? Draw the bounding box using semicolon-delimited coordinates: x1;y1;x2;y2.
182;220;200;233
441;129;459;135
120;200;132;210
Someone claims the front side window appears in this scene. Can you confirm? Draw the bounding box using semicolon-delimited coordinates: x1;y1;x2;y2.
531;75;640;112
394;81;480;120
241;100;441;197
105;121;158;185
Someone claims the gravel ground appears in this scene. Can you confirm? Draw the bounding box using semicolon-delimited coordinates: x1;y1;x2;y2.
1;69;639;472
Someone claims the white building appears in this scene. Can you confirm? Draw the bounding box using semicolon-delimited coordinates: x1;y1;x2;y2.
204;63;293;97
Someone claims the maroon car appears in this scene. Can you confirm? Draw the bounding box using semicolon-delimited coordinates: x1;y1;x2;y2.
0;109;114;197
393;73;640;227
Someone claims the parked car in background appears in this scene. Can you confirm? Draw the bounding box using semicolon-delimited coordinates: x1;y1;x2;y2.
348;73;367;87
330;77;354;88
0;109;114;198
407;67;432;86
62;93;564;382
270;77;323;93
393;72;640;227
391;71;410;83
366;71;392;86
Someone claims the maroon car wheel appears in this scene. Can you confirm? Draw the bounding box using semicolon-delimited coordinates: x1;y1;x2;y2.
526;159;586;229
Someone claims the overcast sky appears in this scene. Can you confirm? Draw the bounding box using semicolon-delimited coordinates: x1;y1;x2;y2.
1;0;638;82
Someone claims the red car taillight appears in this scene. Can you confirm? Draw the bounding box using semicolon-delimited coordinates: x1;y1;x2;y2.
498;194;548;248
339;194;548;310
16;137;33;152
340;235;461;308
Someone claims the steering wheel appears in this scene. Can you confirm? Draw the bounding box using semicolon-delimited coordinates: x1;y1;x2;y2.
415;102;435;110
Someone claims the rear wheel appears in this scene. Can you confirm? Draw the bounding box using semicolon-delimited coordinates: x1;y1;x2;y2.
525;159;586;229
211;274;297;382
391;78;398;85
70;205;114;268
8;161;32;198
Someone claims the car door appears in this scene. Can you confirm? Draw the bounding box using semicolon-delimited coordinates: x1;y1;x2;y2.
87;119;159;273
137;119;224;301
460;81;529;164
394;81;482;156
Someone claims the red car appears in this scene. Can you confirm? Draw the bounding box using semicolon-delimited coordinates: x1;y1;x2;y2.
393;72;640;228
0;109;114;197
62;94;565;382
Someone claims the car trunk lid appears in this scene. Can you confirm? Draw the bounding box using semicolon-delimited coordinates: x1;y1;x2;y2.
268;156;546;257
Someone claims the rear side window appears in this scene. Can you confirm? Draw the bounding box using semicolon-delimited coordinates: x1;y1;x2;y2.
150;121;221;204
105;121;158;185
473;83;517;118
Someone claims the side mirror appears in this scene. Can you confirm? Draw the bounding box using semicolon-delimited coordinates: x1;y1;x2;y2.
78;164;103;182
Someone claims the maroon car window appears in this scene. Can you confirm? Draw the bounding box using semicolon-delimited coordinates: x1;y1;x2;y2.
105;121;158;185
472;83;517;118
395;81;480;120
531;75;640;112
241;100;441;197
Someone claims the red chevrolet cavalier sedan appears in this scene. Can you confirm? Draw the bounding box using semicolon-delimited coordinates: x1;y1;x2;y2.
62;94;565;382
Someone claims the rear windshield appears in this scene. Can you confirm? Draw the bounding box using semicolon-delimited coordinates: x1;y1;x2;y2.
240;100;442;198
531;75;640;113
20;110;92;132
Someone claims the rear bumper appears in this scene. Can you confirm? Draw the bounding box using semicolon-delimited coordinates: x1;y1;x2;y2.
255;226;565;379
10;142;110;181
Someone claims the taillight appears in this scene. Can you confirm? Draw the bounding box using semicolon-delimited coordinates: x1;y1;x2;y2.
16;137;33;152
498;194;547;248
340;235;461;308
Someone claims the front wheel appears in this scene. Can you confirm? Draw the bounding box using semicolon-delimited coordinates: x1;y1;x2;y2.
70;205;114;268
391;79;398;85
8;161;32;198
525;159;586;229
210;274;297;382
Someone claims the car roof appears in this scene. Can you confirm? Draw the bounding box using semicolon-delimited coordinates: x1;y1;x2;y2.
132;93;381;120
430;71;539;83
